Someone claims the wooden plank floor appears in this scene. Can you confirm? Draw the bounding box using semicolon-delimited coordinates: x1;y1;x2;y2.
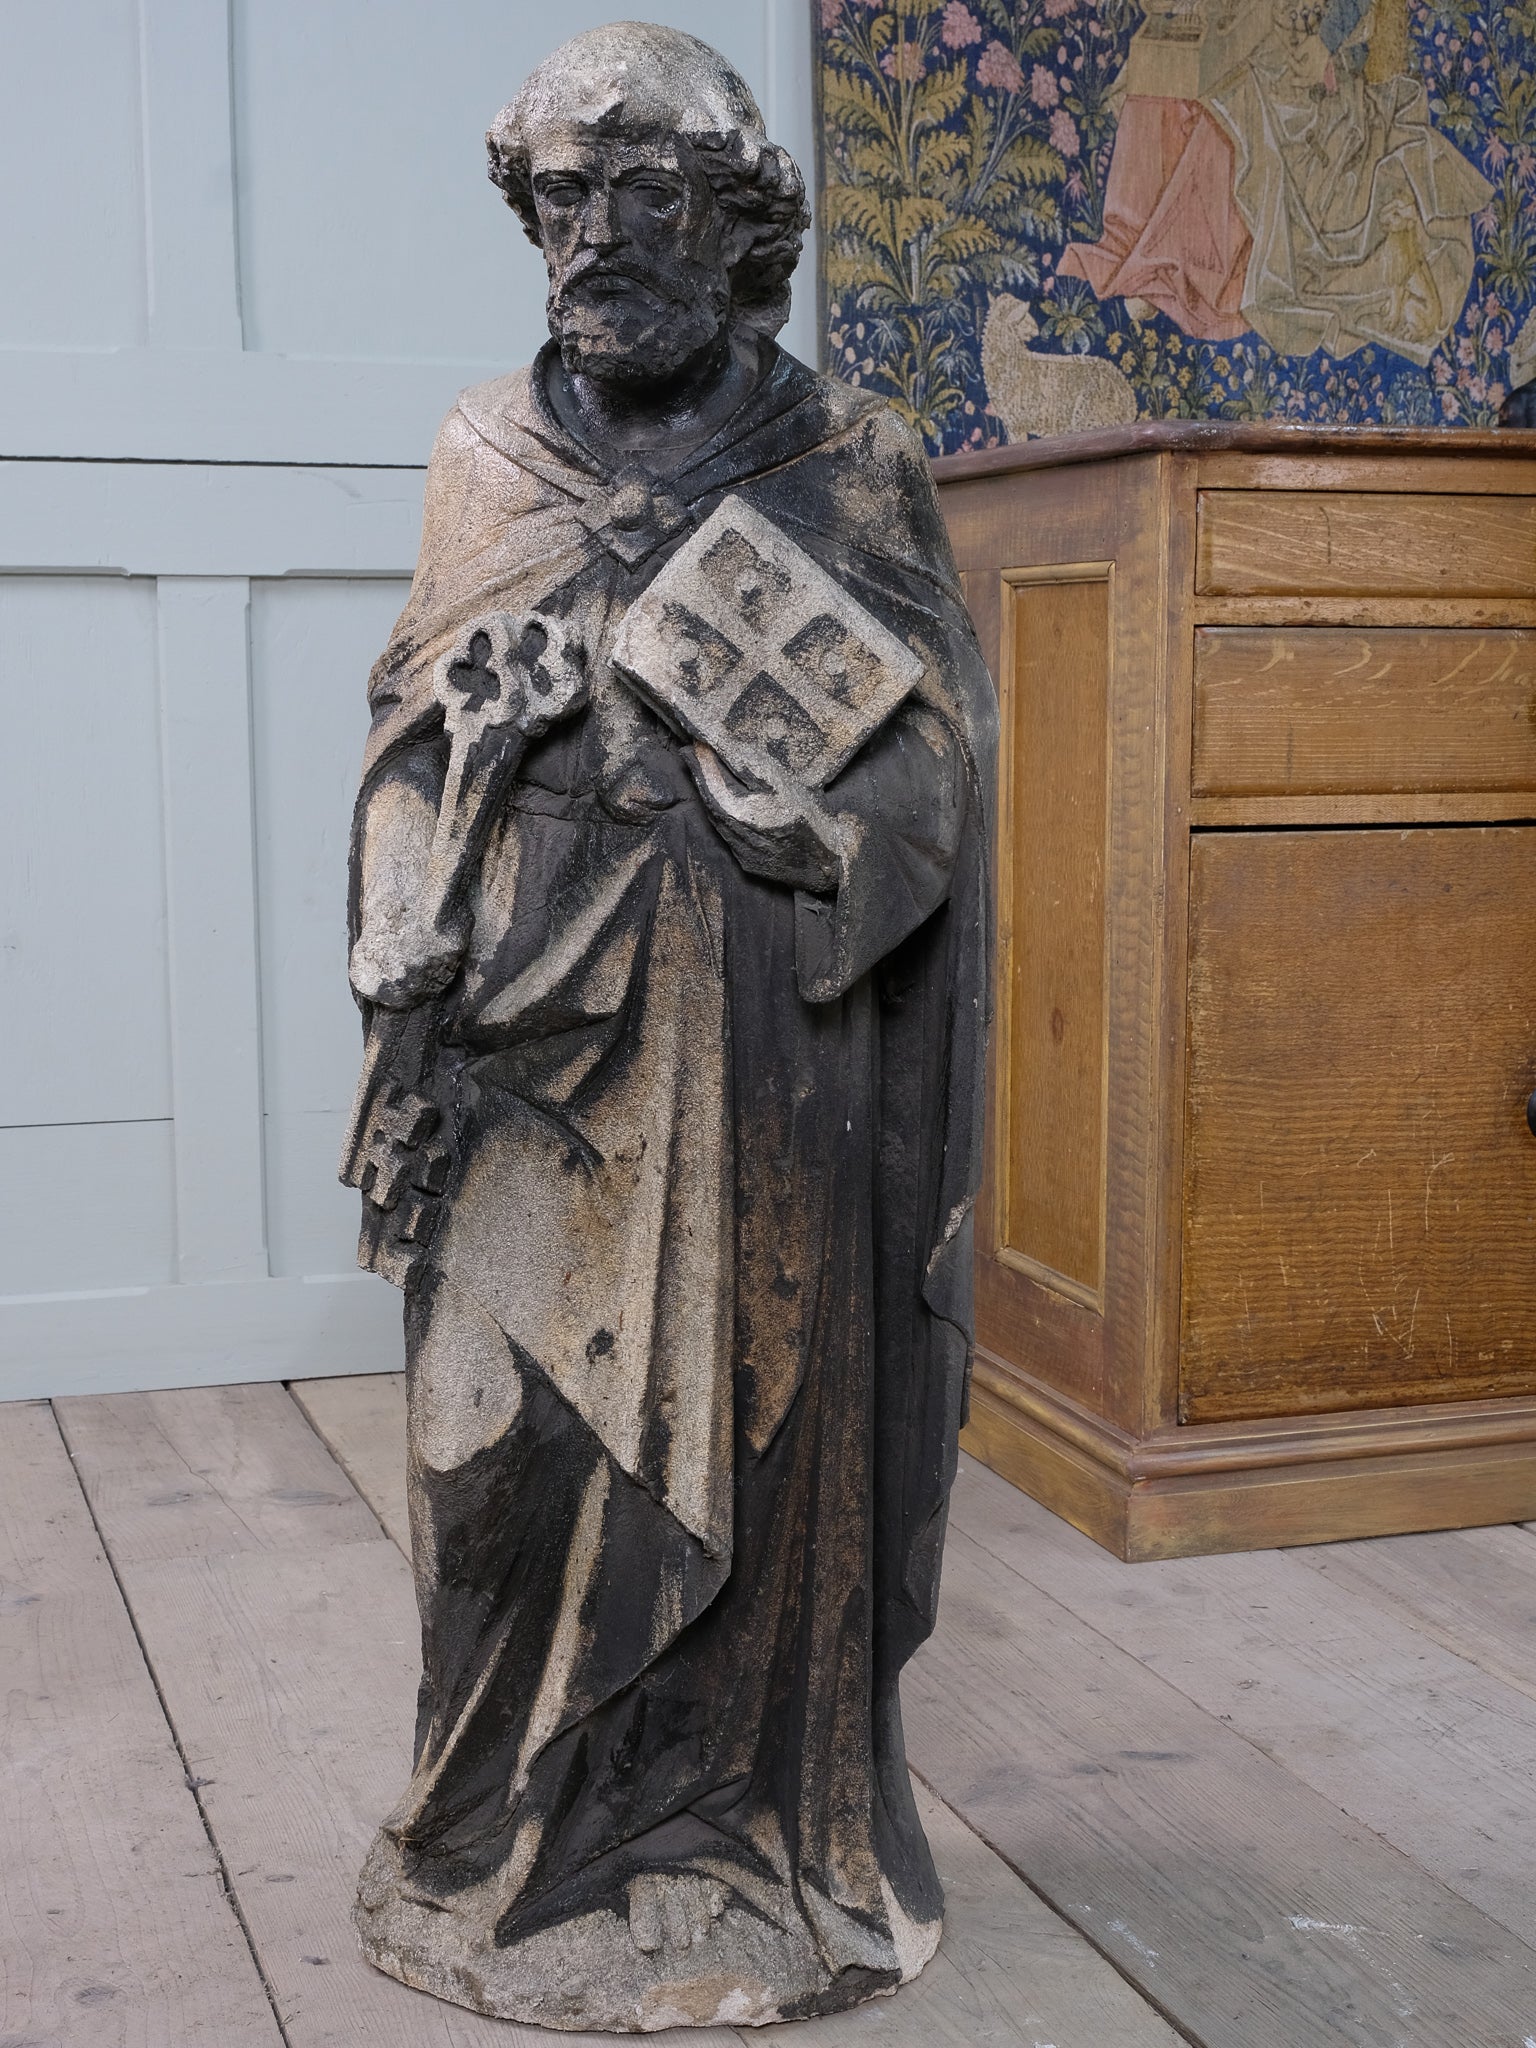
2;1378;1535;2046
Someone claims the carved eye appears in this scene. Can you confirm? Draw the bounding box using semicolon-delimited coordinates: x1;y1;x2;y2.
537;179;585;211
629;179;682;214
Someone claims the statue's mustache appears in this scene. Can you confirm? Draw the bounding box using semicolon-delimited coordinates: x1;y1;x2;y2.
555;257;670;301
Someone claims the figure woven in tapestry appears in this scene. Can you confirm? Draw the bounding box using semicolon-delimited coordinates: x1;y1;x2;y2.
819;0;1525;448
339;22;996;2032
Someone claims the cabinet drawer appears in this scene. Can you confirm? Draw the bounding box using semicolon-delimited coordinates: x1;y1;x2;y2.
1196;491;1536;597
1181;828;1536;1424
1192;627;1536;795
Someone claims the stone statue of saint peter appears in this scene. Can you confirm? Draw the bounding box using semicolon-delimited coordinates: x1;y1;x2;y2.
342;22;995;2030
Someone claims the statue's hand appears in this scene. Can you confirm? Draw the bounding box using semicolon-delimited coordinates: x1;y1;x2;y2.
688;743;844;894
349;913;466;1010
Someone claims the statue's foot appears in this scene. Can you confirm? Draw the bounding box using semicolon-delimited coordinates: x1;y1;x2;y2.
626;1872;727;1956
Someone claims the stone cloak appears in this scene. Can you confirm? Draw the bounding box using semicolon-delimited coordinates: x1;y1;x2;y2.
348;339;996;2026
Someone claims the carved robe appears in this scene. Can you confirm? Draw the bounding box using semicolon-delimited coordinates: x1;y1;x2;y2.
348;339;995;2022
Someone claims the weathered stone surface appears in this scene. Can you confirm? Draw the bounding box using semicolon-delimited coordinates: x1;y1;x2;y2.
339;21;995;2030
356;1826;939;2031
612;495;924;791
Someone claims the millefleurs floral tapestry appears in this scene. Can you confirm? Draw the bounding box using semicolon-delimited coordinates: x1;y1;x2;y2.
816;0;1536;452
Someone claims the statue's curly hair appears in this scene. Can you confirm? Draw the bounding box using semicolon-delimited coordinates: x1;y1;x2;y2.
486;26;809;338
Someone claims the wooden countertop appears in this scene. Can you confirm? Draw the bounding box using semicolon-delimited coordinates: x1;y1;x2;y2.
931;419;1536;483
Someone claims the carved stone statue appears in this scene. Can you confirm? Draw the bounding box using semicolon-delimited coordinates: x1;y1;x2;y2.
340;22;995;2031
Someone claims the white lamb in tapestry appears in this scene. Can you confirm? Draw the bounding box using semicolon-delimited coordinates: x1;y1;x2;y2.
982;294;1139;441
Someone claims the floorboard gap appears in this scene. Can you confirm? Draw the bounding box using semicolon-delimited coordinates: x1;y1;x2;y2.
281;1378;396;1549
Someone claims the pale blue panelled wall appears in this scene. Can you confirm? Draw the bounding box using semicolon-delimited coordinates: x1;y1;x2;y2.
0;1;819;1400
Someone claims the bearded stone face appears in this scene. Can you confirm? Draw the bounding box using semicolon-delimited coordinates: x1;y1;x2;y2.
528;126;739;391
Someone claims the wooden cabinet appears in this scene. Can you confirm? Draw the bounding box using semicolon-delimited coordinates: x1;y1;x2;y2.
935;423;1536;1559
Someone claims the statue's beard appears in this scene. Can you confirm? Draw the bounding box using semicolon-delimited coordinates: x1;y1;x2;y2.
547;264;732;390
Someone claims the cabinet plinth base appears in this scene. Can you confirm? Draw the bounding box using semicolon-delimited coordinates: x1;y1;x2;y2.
963;1353;1536;1562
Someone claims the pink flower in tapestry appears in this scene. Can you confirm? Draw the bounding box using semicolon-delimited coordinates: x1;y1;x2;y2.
941;2;982;47
975;38;1025;92
1030;63;1059;108
880;39;927;80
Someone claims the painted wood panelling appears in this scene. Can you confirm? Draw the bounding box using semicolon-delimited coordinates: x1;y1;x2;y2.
0;460;426;576
0;577;170;1128
0;554;412;1394
0;1124;177;1296
5;1276;405;1399
158;577;268;1286
140;0;244;351
0;1;818;467
0;1;147;349
0;0;818;1399
233;1;785;366
251;578;414;1280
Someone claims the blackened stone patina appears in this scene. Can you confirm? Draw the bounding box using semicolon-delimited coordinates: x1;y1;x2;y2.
340;20;996;2031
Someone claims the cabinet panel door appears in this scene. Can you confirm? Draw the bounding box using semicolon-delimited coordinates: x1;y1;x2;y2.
1181;828;1536;1422
997;571;1110;1304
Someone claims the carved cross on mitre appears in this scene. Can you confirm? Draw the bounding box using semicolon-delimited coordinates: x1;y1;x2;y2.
612;497;924;793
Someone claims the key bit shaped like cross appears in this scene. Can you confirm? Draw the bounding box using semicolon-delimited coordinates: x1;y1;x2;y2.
353;1086;444;1214
426;610;587;932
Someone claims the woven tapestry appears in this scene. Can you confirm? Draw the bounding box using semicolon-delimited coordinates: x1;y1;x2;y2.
816;1;1536;451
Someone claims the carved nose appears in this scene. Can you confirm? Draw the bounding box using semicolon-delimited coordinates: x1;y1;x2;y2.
581;191;621;248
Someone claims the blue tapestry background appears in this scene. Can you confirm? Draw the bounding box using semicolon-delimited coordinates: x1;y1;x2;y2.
816;1;1536;453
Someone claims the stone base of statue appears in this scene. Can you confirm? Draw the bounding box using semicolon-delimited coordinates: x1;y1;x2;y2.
355;1832;939;2031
